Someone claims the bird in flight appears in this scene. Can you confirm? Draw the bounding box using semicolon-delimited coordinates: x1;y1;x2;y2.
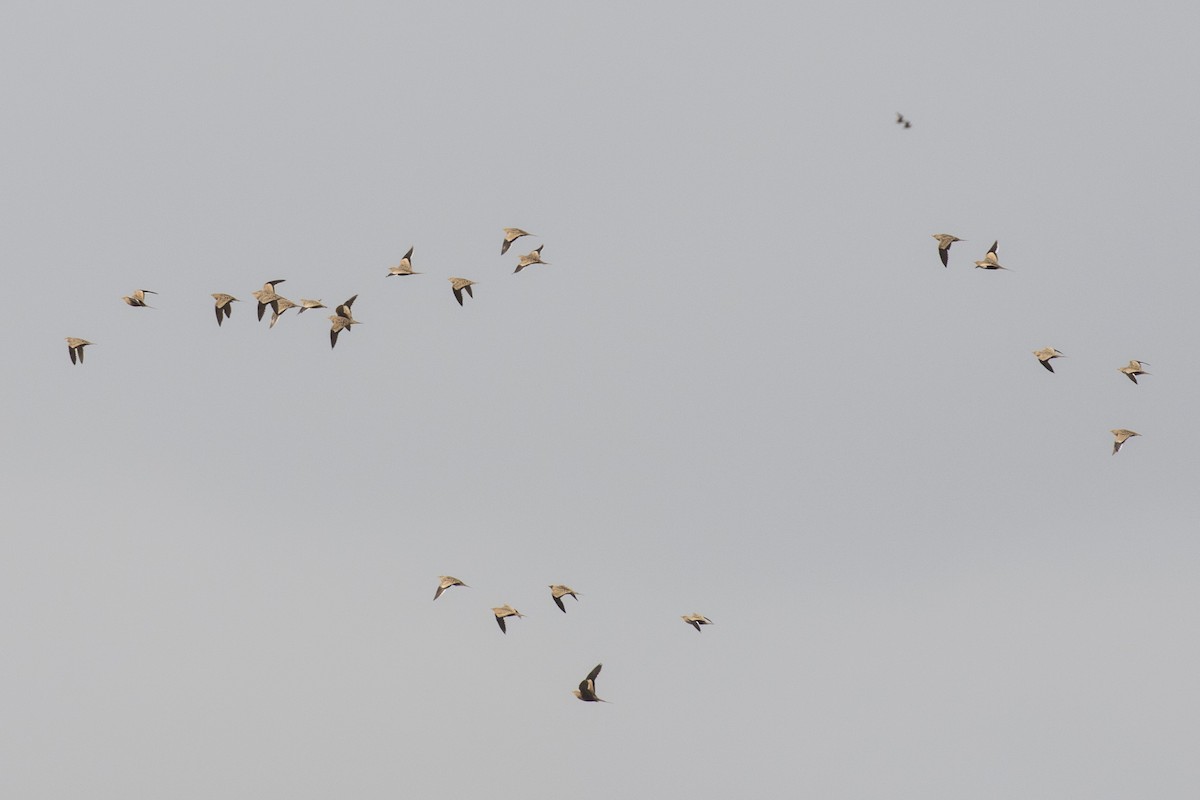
1111;429;1140;455
549;584;580;613
514;245;548;274
122;289;157;308
433;576;468;601
327;314;359;349
681;613;713;632
974;241;1009;270
492;604;524;634
211;294;238;326
449;277;476;306
1033;347;1065;373
896;113;912;128
501;228;533;255
387;247;420;277
269;297;298;329
252;280;287;321
297;299;327;314
932;234;963;267
65;337;93;365
1118;360;1150;384
572;663;607;703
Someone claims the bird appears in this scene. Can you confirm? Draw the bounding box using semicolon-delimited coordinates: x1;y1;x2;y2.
1119;360;1151;384
449;277;476;306
327;314;359;349
387;247;420;277
974;241;1009;270
211;293;238;326
549;584;580;613
1111;429;1140;455
121;289;157;308
896;113;911;128
297;299;327;314
514;245;548;274
501;228;533;255
492;604;524;634
1033;347;1065;373
932;234;963;267
572;663;607;703
269;297;297;329
252;279;287;321
334;295;358;322
681;613;713;632
433;576;468;601
65;337;93;365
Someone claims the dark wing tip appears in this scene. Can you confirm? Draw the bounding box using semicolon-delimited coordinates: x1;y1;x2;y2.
554;595;566;613
939;248;949;267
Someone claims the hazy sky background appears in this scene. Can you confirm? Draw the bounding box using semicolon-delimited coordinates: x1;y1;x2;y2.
4;2;1200;797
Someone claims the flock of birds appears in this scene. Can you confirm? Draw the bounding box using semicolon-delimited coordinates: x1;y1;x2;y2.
61;227;550;360
931;232;1146;456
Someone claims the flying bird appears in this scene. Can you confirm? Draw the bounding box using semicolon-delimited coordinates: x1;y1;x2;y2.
514;245;548;274
974;241;1009;270
433;576;468;601
896;113;911;128
1033;347;1065;373
681;613;713;632
297;299;327;314
572;663;607;703
549;584;580;613
327;314;359;349
65;337;93;365
1111;429;1140;455
387;247;420;277
252;280;287;321
121;289;157;308
269;297;298;329
449;277;476;306
334;295;358;323
932;234;963;267
501;228;533;255
492;604;524;634
211;294;238;326
1119;360;1150;384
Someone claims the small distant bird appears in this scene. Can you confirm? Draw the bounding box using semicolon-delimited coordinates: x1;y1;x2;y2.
327;314;359;349
1111;429;1140;455
334;295;358;323
549;584;580;613
269;297;297;329
492;604;524;634
932;234;963;267
252;279;286;321
387;247;420;277
211;293;238;326
1033;347;1065;373
514;245;548;274
572;663;607;703
433;576;468;601
122;289;157;308
896;113;911;128
449;277;476;306
501;228;533;255
65;337;93;365
974;241;1009;270
681;613;713;632
297;299;327;314
1119;360;1151;385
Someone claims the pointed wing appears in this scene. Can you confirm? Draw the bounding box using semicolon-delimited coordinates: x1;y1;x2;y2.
1041;359;1054;373
434;585;445;601
69;345;77;364
403;246;413;260
215;304;224;326
939;247;949;267
257;302;267;321
554;595;566;613
453;287;463;306
464;284;473;298
496;614;507;634
330;328;339;349
586;663;602;682
988;241;998;257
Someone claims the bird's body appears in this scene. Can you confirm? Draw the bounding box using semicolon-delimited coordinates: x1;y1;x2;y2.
974;241;1009;270
492;604;524;634
932;234;963;267
211;293;238;326
433;575;468;601
387;247;420;277
572;663;606;702
252;280;287;321
122;289;157;308
449;277;476;306
896;113;911;128
327;314;359;349
1033;347;1065;373
334;295;358;323
501;228;533;255
549;584;580;613
514;245;548;274
269;297;297;328
65;337;93;365
681;613;713;632
1119;360;1150;384
1111;429;1140;455
297;299;326;314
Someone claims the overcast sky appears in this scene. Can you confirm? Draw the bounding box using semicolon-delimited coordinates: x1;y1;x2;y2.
4;2;1200;798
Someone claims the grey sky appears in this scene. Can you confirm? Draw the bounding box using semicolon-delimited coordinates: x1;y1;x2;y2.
3;2;1199;797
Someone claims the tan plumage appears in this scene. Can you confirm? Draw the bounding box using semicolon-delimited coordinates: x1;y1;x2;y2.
974;241;1009;270
327;314;359;349
1111;429;1140;455
681;613;713;632
501;228;533;255
514;245;548;274
433;575;468;601
1119;360;1150;384
297;299;327;314
252;279;286;322
572;663;607;702
211;293;238;326
387;247;420;277
121;289;157;307
932;234;963;267
449;277;476;306
549;584;580;613
1033;347;1065;373
65;337;93;365
334;295;358;322
492;604;524;634
269;297;298;329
